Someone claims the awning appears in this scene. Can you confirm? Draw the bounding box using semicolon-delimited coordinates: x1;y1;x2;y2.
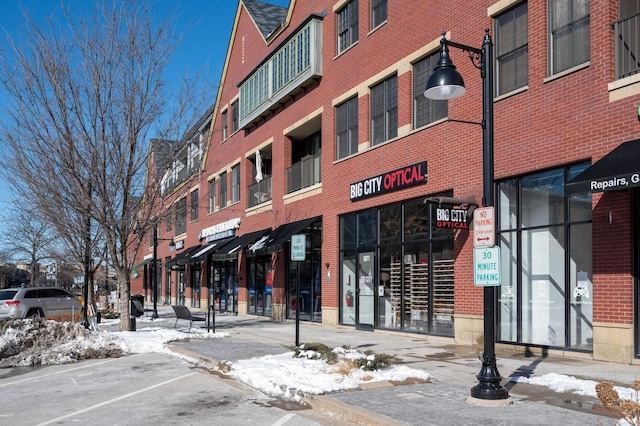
565;139;640;196
250;216;321;255
132;258;152;273
166;245;202;269
210;228;271;261
187;237;235;263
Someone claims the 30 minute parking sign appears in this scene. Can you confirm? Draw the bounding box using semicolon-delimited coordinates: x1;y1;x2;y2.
473;246;501;286
291;234;306;261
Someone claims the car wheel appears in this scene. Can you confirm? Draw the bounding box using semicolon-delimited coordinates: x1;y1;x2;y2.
26;309;42;319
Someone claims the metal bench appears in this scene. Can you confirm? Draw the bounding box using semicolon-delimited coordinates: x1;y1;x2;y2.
171;305;206;331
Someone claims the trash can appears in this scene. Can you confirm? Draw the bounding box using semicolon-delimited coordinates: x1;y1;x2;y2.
130;294;145;331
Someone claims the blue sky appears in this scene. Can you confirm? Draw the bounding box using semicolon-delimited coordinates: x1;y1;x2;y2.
0;0;290;232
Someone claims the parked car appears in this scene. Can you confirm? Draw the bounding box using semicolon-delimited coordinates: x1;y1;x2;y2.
0;287;83;320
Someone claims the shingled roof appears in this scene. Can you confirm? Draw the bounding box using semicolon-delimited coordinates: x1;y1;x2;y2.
243;0;288;39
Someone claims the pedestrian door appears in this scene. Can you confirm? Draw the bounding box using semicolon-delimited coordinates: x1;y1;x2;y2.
356;251;375;330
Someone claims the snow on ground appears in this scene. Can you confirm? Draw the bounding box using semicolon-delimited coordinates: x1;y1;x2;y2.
0;317;637;406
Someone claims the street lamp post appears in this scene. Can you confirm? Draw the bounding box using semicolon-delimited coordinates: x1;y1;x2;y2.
152;225;175;320
425;29;510;402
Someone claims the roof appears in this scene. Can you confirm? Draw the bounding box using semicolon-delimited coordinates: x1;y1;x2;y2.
243;0;288;38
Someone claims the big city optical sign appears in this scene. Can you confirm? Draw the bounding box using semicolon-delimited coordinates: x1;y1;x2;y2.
350;161;427;201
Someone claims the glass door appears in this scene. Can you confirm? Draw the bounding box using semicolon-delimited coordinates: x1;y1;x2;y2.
356;251;375;330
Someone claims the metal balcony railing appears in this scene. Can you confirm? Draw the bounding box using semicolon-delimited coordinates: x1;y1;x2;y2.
247;176;272;208
614;13;640;79
286;151;321;193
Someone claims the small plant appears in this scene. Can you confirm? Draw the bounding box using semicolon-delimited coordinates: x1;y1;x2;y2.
596;380;640;425
288;342;397;372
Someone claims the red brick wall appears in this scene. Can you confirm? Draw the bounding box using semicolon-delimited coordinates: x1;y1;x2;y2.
149;1;639;326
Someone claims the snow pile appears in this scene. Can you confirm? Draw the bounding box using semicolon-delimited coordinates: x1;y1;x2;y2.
0;318;124;367
0;318;229;367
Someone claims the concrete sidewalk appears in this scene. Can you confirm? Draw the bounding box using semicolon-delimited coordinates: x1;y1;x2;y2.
136;306;636;425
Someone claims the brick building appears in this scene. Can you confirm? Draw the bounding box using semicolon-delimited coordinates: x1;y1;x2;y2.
132;0;640;364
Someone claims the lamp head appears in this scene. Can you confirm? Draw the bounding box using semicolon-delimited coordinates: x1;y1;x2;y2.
424;39;466;100
168;240;176;252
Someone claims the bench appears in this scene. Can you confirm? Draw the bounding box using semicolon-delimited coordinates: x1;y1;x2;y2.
171;305;206;331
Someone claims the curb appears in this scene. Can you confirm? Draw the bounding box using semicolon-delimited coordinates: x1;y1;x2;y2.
303;393;409;426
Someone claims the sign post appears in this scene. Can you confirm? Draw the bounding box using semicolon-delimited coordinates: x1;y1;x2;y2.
291;234;306;347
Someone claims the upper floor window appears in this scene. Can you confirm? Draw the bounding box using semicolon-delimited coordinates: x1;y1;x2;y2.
413;55;447;128
371;75;397;145
337;0;358;54
190;189;199;222
221;110;228;141
175;198;187;235
549;0;589;75
613;0;640;79
231;101;239;134
336;96;358;160
208;179;216;213
231;164;240;204
371;0;387;29
495;3;528;96
165;205;172;233
220;172;228;209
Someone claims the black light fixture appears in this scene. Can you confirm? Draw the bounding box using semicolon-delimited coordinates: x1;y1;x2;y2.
425;29;510;404
152;225;175;320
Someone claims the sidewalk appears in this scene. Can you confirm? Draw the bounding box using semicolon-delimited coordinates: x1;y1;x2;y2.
138;306;635;425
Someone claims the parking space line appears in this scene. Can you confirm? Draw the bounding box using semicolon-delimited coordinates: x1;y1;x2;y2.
34;372;197;426
0;359;118;388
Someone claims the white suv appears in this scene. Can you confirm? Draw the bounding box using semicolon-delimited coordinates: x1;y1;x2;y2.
0;287;83;320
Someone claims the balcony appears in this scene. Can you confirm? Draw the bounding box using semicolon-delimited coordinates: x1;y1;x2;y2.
614;13;640;79
239;18;323;130
247;176;272;208
286;151;321;193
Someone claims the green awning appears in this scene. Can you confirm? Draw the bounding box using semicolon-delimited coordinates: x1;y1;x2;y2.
132;258;153;273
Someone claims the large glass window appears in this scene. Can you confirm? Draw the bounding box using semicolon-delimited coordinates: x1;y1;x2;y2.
497;164;592;350
495;2;528;95
549;0;590;75
337;0;358;54
414;55;447;128
336;96;358;160
340;198;455;336
371;75;398;145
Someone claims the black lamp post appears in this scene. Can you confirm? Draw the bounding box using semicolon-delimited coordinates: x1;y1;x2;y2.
152;225;175;319
424;29;510;402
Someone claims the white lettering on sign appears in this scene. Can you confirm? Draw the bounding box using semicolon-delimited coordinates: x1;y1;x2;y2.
590;177;628;191
436;207;469;229
200;218;241;238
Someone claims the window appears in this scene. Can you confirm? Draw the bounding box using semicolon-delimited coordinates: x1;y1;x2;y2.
370;75;397;145
337;0;358;54
336;96;358;159
221;110;228;141
413;56;447;128
165;205;172;233
175;198;187;235
549;0;590;75
208;179;216;213
371;0;387;29
231;164;240;203
497;164;592;350
231;101;239;133
220;172;228;209
190;189;199;222
495;3;528;95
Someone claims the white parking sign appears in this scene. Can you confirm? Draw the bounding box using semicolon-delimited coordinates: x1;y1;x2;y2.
473;246;501;286
291;234;306;261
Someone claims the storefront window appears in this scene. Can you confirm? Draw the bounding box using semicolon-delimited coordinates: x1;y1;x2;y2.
340;197;455;336
497;164;592;351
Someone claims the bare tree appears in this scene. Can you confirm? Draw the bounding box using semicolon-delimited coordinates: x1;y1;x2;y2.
0;1;206;330
0;206;58;286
